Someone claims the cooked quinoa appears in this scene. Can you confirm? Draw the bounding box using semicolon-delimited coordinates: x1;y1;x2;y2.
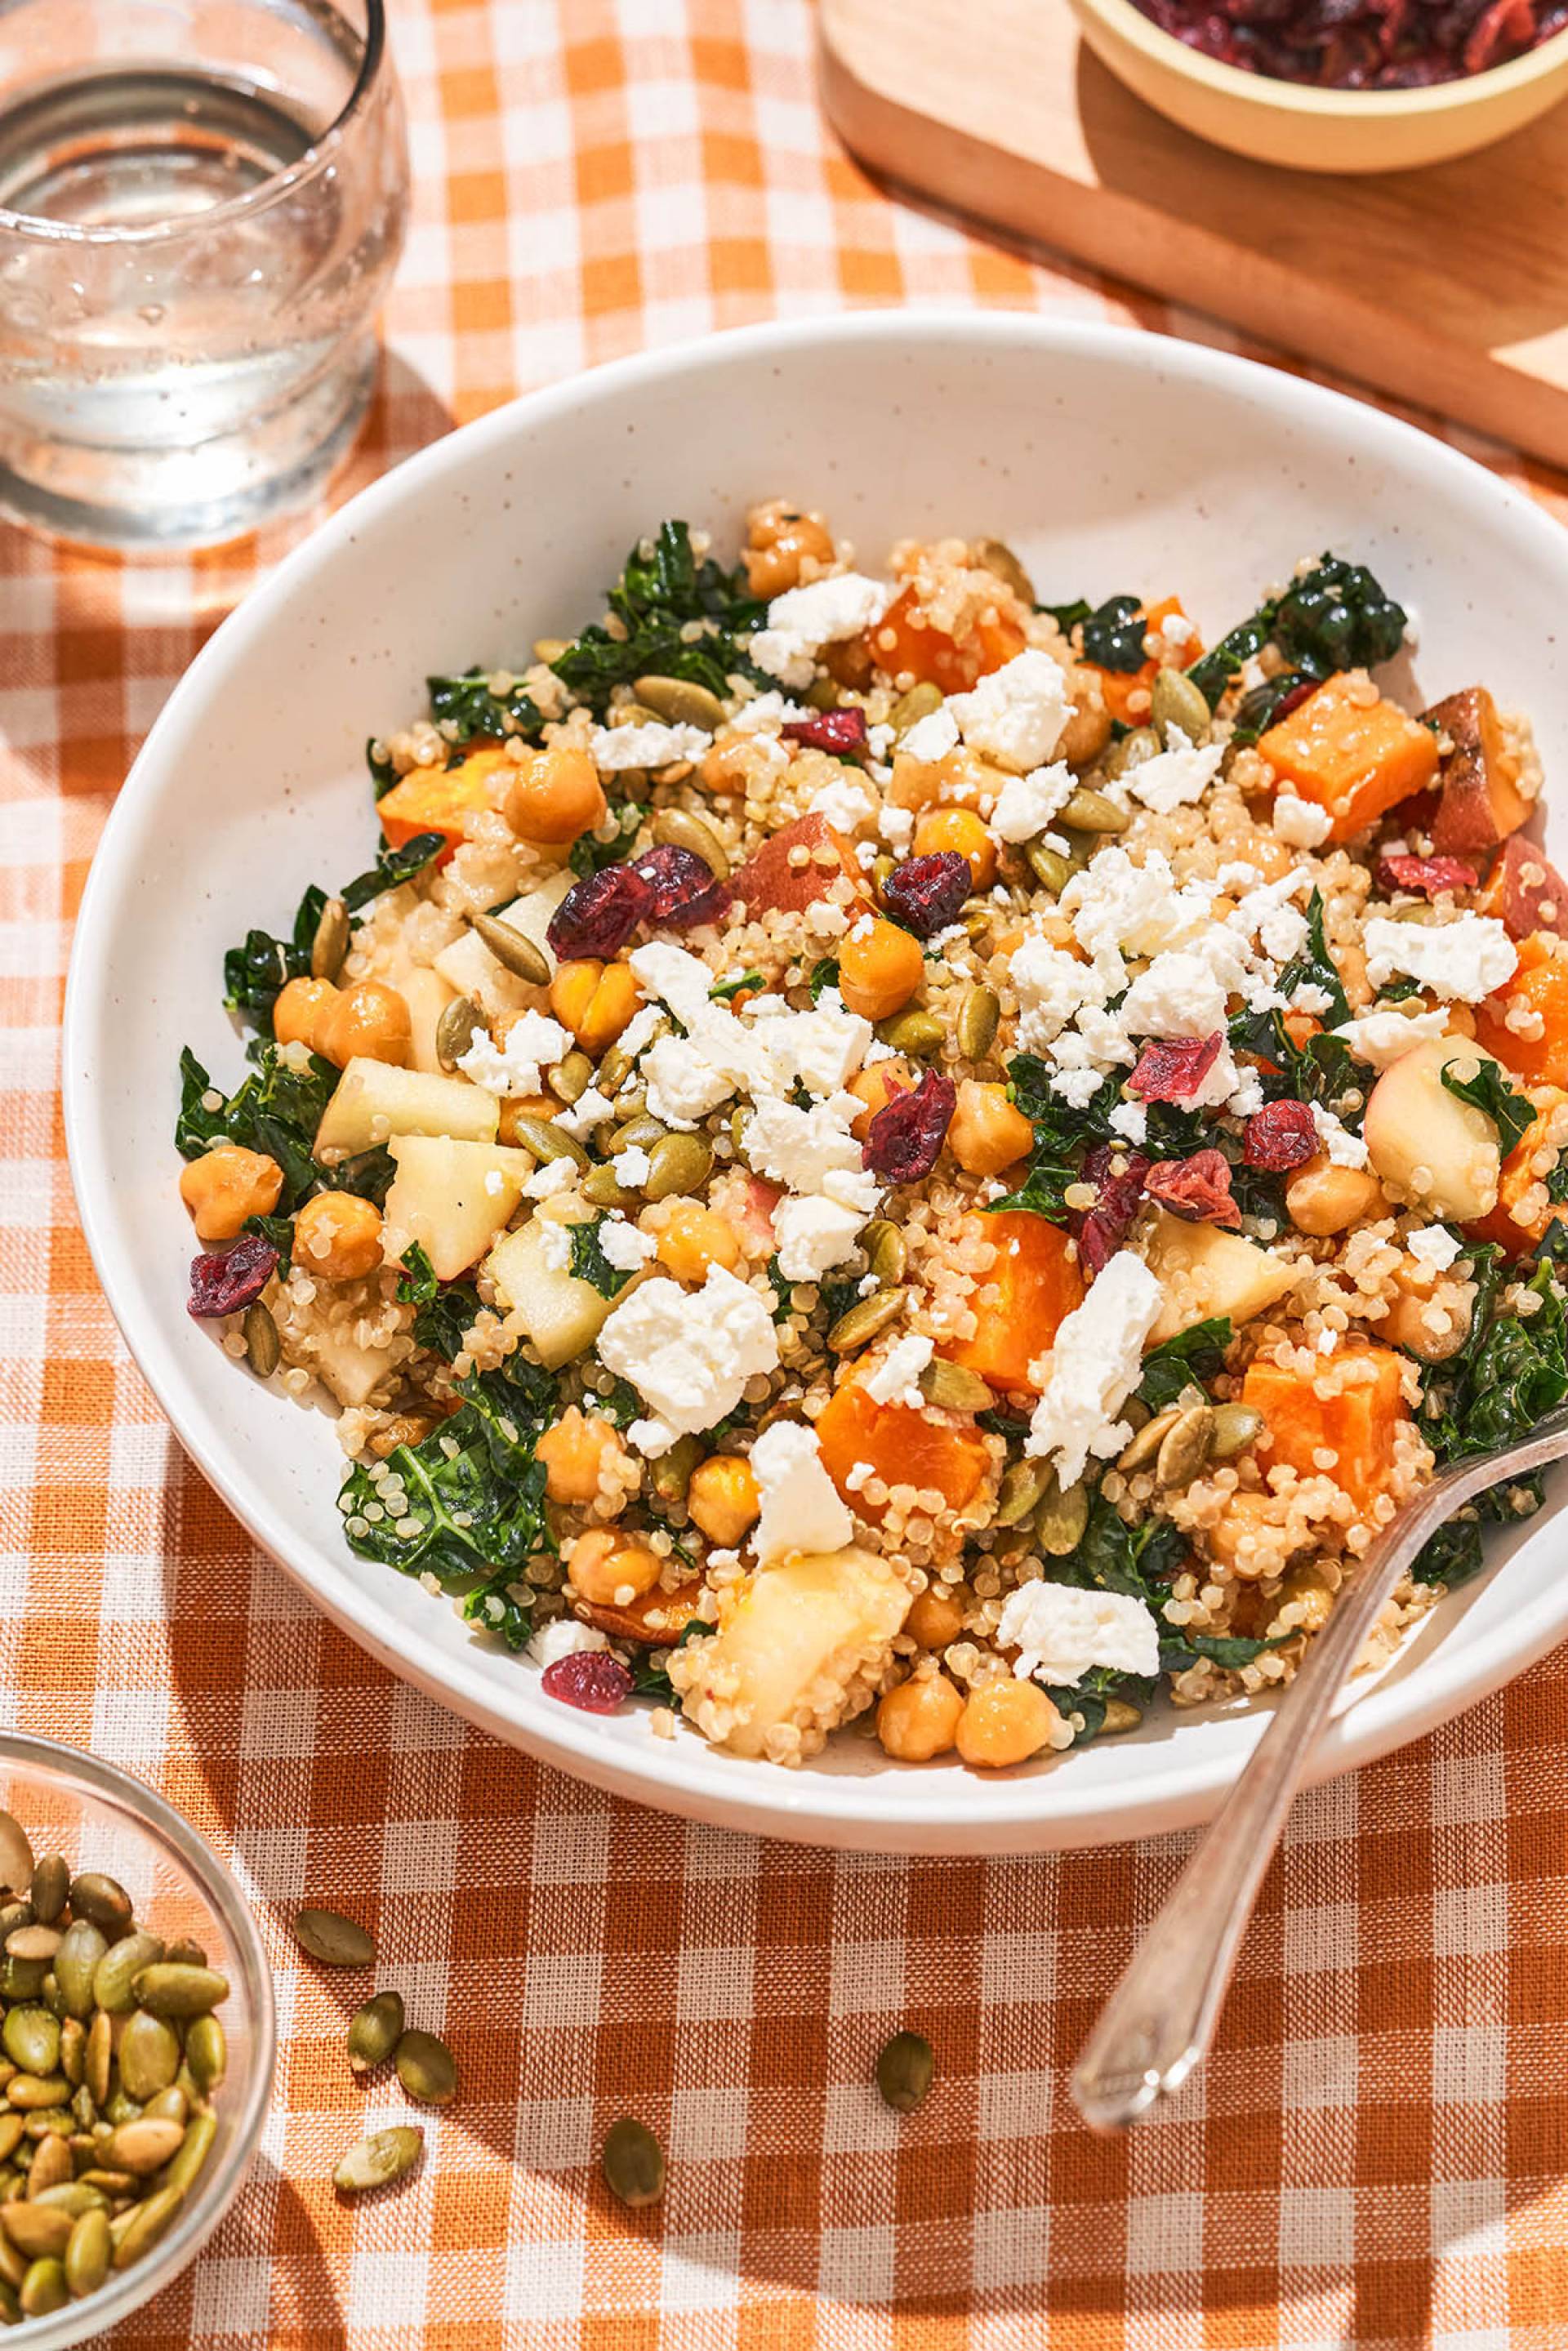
174;507;1568;1774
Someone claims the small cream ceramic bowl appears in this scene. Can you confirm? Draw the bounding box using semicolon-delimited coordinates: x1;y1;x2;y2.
1066;0;1568;171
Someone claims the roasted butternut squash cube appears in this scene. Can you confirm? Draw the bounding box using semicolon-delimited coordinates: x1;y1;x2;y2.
815;1374;992;1519
1259;674;1438;844
941;1212;1084;1393
1241;1346;1408;1512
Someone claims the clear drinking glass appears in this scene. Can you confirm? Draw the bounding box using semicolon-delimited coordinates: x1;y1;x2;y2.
0;0;408;550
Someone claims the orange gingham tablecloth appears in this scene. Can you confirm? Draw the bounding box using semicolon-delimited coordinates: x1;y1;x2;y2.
5;2;1568;2343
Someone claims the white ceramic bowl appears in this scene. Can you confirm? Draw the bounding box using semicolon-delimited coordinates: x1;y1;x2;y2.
64;312;1568;1855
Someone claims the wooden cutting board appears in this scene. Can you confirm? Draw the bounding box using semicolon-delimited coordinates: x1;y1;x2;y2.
818;0;1568;468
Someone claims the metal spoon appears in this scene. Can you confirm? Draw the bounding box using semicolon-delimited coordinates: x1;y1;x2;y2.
1072;1403;1568;2134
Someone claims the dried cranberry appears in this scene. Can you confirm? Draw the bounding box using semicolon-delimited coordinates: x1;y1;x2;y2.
1243;1098;1317;1172
1126;1032;1224;1104
188;1232;278;1320
630;842;728;930
1376;852;1479;899
541;1650;634;1714
1144;1149;1241;1228
880;853;971;940
1072;1142;1150;1277
863;1069;956;1185
782;706;868;756
546;863;654;961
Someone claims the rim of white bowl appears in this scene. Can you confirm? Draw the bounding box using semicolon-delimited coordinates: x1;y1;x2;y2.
61;309;1568;1850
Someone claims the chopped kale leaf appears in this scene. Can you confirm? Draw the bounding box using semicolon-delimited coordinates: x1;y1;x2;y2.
426;667;543;746
1078;594;1147;673
568;1217;637;1300
1440;1058;1535;1158
1137;1317;1232;1412
551;519;766;715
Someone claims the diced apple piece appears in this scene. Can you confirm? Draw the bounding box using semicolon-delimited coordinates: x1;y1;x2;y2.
1143;1209;1298;1347
675;1547;911;1760
1477;833;1568;943
401;966;458;1075
1363;1034;1503;1220
494;869;577;978
382;1137;534;1281
314;1058;499;1158
292;1313;401;1410
1424;686;1531;857
432;927;539;1024
730;813;869;916
483;1214;614;1370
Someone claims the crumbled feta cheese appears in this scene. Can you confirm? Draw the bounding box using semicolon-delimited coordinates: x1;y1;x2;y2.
729;691;808;733
553;1086;614;1138
1290;983;1335;1017
1363;914;1517;1003
522;1157;579;1200
773;1193;867;1282
808;771;879;835
1272;790;1334;848
864;1332;933;1409
590;721;710;772
844;1459;877;1494
1109;1100;1149;1146
455;1010;570;1098
742;1092;880;1210
599;1214;655;1272
1061;848;1209;977
749;1421;853;1565
612;1146;653;1187
995;1580;1160;1688
597;1264;780;1457
1025;1250;1163;1485
990;761;1076;844
1121;727;1225;816
756;992;872;1098
878;803;915;853
947;650;1071;773
1408;1224;1462;1273
615;1003;666;1062
1310;1103;1370;1169
1119;950;1230;1044
538;1220;574;1272
525;1617;612;1670
751;573;892;688
483;1169;505;1197
642;1033;741;1129
898;707;960;764
1331;1006;1452;1069
629;941;724;1031
1009;935;1108;1052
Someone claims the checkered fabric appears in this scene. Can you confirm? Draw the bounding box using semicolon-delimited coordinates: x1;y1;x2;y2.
4;1;1568;2342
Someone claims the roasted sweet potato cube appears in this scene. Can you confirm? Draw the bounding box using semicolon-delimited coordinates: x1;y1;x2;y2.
378;744;504;860
816;1373;993;1518
577;1581;706;1649
729;813;868;915
1475;933;1568;1089
1477;832;1568;942
1424;686;1530;857
859;581;1026;694
939;1212;1084;1394
1241;1345;1408;1512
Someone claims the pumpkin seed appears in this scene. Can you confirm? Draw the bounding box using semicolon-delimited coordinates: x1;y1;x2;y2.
83;2013;111;2111
1;2203;71;2260
1058;786;1129;835
0;1908;28;1948
292;1908;374;1969
1115;1404;1183;1475
607;1084;647;1122
24;2134;71;2200
827;1287;909;1356
1209;1403;1264;1460
0;1824;31;1902
972;537;1035;605
1024;839;1073;895
862;1220;906;1289
875;2030;934;2114
601;2116;664;2208
435;995;484;1073
8;2076;69;2111
110;2184;185;2271
599;1022;663;1097
871;854;896;897
158;2104;216;2199
543;1049;591;1109
2;2010;56;2079
4;1928;57;1966
1102;724;1160;779
118;2012;180;2103
100;2118;185;2178
25;2110;70;2139
1155;1403;1215;1491
956;984;1000;1063
242;1299;280;1378
18;2254;67;2314
335;2124;425;2196
52;1923;105;2023
1035;1476;1090;1556
960;900;994;942
644;1132;713;1202
508;1115;588;1171
634;675;726;732
1149;666;1212;749
876;1009;945;1059
143;2088;186;2132
0;1959;44;2005
651;804;730;880
918;1359;993;1415
67;1875;131;1941
889;681;943;740
608;1113;667;1155
0;2229;22;2292
0;2120;23;2168
0;2277;17;2323
348;1991;405;2076
164;1937;207;1970
76;2172;134;2201
103;2087;140;2130
27;1860;66;1930
581;1165;639;1211
92;1933;163;2018
310;895;351;984
993;1457;1049;1529
185;2015;226;2095
466;909;550;986
394;2028;457;2107
64;2206;110;2298
648;1436;701;1509
56;2020;83;2091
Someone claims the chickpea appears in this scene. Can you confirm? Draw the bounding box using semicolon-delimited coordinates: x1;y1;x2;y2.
178;1145;284;1243
1055;669;1112;766
911;806;996;890
954;1677;1061;1770
687;1454;760;1547
537;1407;627;1505
906;1581;969;1649
318;979;412;1070
503;746;607;846
1285;1156;1388;1238
497;1096;559;1143
568;1531;662;1607
550;959;644;1057
839;917;924;1022
656;1202;741;1285
1383;1276;1472;1363
877;1672;964;1761
292;1191;385;1282
846;1058;915;1140
274;976;338;1053
742;500;835;599
948;1080;1033;1177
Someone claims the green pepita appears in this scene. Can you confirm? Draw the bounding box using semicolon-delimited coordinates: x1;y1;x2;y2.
1103;725;1160;779
889;681;943;740
83;2013;111;2111
7;2077;70;2112
118;2011;180;2103
100;2118;185;2178
347;1991;405;2076
56;2019;82;2091
102;2087;141;2130
648;1435;702;1509
1149;666;1212;749
0;2120;23;2167
27;1860;66;1930
52;1923;105;2023
24;2135;71;2198
157;2105;216;2199
509;1115;589;1170
18;2254;67;2315
110;2184;185;2272
827;1287;909;1356
310;895;351;984
0;1959;45;2004
548;1048;595;1106
634;675;727;732
1034;1476;1090;1557
0;1823;31;1902
1116;1404;1183;1476
0;2203;71;2260
1024;838;1073;896
334;2124;424;2196
292;1909;375;1969
185;2015;226;2095
67;1876;131;1941
862;1219;906;1289
1;2010;56;2080
394;2028;457;2107
0;2229;22;2292
581;1165;639;1211
601;2116;664;2208
1155;1402;1215;1491
466;908;551;986
143;2086;186;2129
1209;1403;1264;1460
995;1457;1051;1529
956;984;1000;1063
875;2030;934;2114
1058;786;1129;835
92;1933;164;2018
4;1928;58;1966
972;537;1035;605
918;1359;994;1415
644;1132;712;1203
1102;1699;1143;1734
243;1300;280;1378
435;995;484;1073
64;2207;110;2299
608;1114;667;1155
875;1009;945;1059
33;2183;104;2219
651;804;731;880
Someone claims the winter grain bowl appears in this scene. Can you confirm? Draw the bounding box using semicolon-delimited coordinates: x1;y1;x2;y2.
62;314;1568;1853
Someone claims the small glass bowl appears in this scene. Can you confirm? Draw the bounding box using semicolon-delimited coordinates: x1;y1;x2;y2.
0;1733;274;2344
